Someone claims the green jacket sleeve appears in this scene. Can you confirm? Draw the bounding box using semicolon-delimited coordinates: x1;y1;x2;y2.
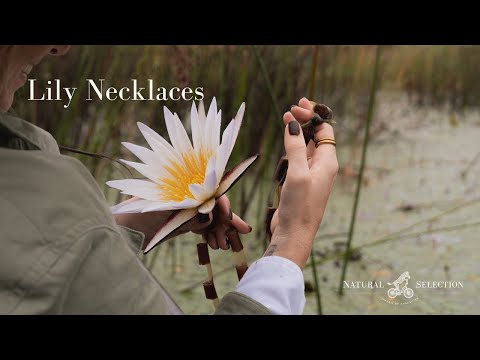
215;292;271;315
60;224;184;315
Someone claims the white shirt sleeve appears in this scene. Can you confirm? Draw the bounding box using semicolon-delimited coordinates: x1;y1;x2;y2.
234;256;305;315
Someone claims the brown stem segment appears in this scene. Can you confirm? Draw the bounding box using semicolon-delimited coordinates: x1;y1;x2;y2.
197;237;219;309
203;280;218;300
235;263;249;280
226;228;244;252
226;228;249;281
196;243;210;265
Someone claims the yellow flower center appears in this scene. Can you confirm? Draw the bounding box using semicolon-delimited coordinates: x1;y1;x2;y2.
157;149;213;202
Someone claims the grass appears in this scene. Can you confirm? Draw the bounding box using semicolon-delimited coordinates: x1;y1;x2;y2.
13;45;480;172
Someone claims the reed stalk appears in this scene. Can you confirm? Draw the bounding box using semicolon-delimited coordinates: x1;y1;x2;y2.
338;45;382;296
308;45;323;314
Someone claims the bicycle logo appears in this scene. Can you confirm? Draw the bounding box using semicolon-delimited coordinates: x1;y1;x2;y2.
387;271;414;299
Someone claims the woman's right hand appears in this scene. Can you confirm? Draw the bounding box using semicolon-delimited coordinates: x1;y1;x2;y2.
267;97;339;269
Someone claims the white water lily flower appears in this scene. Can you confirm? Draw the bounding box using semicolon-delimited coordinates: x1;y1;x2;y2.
106;98;258;253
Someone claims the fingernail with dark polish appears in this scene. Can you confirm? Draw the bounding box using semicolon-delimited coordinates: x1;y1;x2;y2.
198;213;210;223
228;208;233;221
248;225;253;233
288;120;300;136
225;237;230;249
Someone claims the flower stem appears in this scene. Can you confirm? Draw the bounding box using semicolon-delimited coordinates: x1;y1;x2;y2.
197;237;219;310
226;229;249;280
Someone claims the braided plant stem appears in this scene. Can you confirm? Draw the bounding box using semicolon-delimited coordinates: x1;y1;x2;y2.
226;229;248;281
196;238;219;309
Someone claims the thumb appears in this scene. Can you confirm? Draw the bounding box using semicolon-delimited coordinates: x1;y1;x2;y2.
283;113;309;177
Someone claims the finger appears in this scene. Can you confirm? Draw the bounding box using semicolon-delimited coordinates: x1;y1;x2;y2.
311;122;336;171
207;232;218;250
291;104;315;123
217;195;251;234
298;97;314;110
215;195;231;225
189;212;213;233
231;212;251;234
306;138;315;159
217;195;230;218
215;226;229;250
283;116;309;178
283;111;294;126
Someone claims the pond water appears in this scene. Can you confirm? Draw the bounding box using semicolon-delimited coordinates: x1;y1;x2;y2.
145;92;480;315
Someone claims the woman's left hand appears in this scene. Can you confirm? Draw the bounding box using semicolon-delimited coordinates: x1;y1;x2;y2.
114;195;251;251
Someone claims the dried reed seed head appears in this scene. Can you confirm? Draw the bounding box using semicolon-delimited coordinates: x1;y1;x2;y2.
225;228;244;252
311;113;324;126
302;125;315;145
309;101;333;120
314;104;333;120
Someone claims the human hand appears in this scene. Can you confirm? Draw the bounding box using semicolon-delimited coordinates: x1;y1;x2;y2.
114;195;251;251
267;97;339;269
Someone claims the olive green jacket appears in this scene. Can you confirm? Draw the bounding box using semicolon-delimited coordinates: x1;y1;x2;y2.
0;112;271;315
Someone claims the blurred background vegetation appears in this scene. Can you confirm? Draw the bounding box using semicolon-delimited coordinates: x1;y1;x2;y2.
10;45;480;314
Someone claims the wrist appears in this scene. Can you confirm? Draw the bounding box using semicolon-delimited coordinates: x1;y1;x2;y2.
265;231;313;269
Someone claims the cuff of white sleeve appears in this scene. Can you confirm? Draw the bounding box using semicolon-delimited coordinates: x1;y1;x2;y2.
234;256;305;315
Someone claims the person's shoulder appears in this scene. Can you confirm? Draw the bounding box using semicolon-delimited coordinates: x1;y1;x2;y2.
0;148;116;238
0;112;59;153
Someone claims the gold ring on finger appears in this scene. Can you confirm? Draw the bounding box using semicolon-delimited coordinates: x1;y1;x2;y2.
314;138;336;148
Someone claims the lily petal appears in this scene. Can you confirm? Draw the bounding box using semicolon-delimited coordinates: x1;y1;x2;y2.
215;119;235;184
198;198;215;214
204;97;217;151
198;100;206;128
213;109;221;150
216;155;258;198
190;101;203;149
214;103;245;184
106;179;159;201
164;106;194;155
119;159;164;184
121;142;162;167
232;103;245;152
137;122;179;161
140;198;199;213
145;208;198;253
110;199;157;214
142;132;183;166
203;155;218;195
188;183;208;202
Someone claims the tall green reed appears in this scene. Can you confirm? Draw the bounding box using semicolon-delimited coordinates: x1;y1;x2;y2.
338;45;382;296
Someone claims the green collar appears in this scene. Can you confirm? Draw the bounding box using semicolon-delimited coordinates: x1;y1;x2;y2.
0;112;60;154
